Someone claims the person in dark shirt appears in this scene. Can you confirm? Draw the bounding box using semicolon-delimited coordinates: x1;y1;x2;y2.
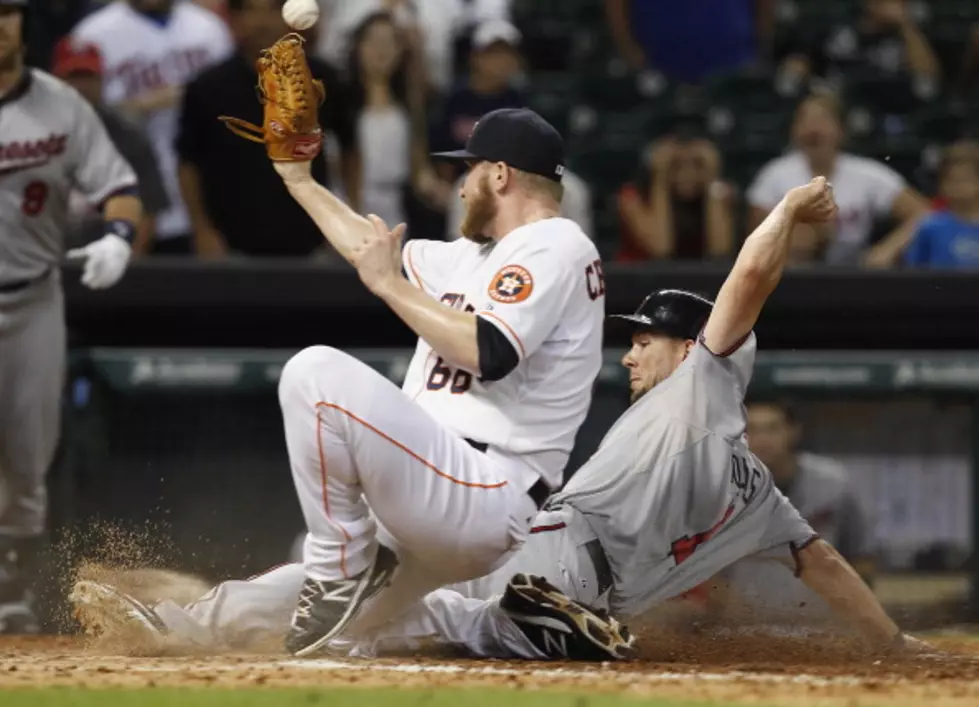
615;132;735;262
430;19;526;184
51;37;170;255
176;0;359;257
779;0;939;90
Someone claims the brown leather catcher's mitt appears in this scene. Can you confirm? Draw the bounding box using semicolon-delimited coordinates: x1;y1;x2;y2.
219;33;325;161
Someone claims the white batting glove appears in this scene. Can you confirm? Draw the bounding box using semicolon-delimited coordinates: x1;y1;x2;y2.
67;232;132;290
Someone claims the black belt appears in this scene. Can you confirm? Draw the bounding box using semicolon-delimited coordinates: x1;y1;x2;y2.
0;269;50;294
583;538;614;598
464;437;552;510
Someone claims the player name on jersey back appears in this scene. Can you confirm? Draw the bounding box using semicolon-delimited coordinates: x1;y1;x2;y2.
400;218;606;489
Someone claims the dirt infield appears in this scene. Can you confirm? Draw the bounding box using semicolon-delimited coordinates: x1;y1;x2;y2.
3;634;979;706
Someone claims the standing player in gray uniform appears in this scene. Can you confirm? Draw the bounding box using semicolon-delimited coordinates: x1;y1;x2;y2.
0;0;141;633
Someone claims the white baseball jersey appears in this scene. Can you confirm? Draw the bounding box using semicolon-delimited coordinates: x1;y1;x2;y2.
72;0;233;238
552;334;815;616
0;70;138;284
747;150;906;264
400;218;605;490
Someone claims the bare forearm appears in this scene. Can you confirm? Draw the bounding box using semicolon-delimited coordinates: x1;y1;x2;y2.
104;194;142;224
732;200;795;287
799;540;898;645
863;218;919;268
284;178;374;264
132;215;155;256
900;22;940;78
375;277;480;373
605;0;637;55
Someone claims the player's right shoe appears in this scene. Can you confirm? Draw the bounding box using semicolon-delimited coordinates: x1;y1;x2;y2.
69;580;168;651
501;573;637;661
285;543;399;657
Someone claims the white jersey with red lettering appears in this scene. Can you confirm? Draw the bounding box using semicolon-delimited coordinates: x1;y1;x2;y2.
71;1;233;239
400;217;606;491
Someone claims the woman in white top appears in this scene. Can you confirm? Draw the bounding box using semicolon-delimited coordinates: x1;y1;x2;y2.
346;12;447;233
747;92;928;266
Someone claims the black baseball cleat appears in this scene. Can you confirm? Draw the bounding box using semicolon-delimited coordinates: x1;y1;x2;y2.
501;573;637;661
285;543;398;657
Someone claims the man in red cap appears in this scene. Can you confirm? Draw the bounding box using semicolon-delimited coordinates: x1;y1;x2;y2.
51;37;170;254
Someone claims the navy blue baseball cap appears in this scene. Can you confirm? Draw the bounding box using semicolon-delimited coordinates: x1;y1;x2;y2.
431;107;566;183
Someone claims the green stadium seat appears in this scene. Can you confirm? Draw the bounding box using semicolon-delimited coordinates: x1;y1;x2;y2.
774;0;857;34
921;0;979;24
705;70;794;113
850;140;925;182
909;105;971;146
707;107;793;151
524;73;577;137
576;67;675;113
842;71;929;118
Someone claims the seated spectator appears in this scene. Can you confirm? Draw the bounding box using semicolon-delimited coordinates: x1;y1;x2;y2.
348;11;450;235
430;19;526;184
905;147;979;269
52;38;170;255
175;0;358;257
747;92;928;266
605;0;775;83
746;399;875;581
615;135;735;262
72;0;234;254
316;0;469;95
445;166;593;240
708;398;877;627
779;0;940;92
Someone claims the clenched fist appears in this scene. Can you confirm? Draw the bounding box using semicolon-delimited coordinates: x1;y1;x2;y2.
786;176;838;225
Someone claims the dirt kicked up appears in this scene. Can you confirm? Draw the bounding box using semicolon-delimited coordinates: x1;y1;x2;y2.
2;633;979;707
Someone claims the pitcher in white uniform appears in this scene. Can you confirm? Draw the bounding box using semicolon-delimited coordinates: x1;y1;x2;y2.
73;107;611;656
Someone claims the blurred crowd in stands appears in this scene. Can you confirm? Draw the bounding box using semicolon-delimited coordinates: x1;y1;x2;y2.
29;0;979;268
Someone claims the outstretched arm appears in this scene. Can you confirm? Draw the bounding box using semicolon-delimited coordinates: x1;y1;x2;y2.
275;161;373;264
796;539;927;651
702;177;837;354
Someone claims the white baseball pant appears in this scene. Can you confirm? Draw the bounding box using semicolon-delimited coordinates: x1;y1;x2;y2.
277;345;539;634
152;506;602;658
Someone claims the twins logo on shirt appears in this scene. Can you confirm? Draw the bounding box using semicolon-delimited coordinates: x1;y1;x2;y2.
0;134;68;176
489;264;533;304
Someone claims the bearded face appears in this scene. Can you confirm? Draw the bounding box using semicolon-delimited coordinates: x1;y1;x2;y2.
458;167;497;245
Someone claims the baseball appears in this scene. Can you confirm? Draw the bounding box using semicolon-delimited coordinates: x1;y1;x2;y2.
282;0;319;30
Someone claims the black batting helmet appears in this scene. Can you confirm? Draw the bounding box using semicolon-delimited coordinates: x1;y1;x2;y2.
610;289;714;341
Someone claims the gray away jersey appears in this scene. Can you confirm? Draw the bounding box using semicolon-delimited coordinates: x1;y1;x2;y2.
0;70;137;283
551;334;815;616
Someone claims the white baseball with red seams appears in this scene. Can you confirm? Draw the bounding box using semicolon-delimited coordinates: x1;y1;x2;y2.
282;0;320;30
